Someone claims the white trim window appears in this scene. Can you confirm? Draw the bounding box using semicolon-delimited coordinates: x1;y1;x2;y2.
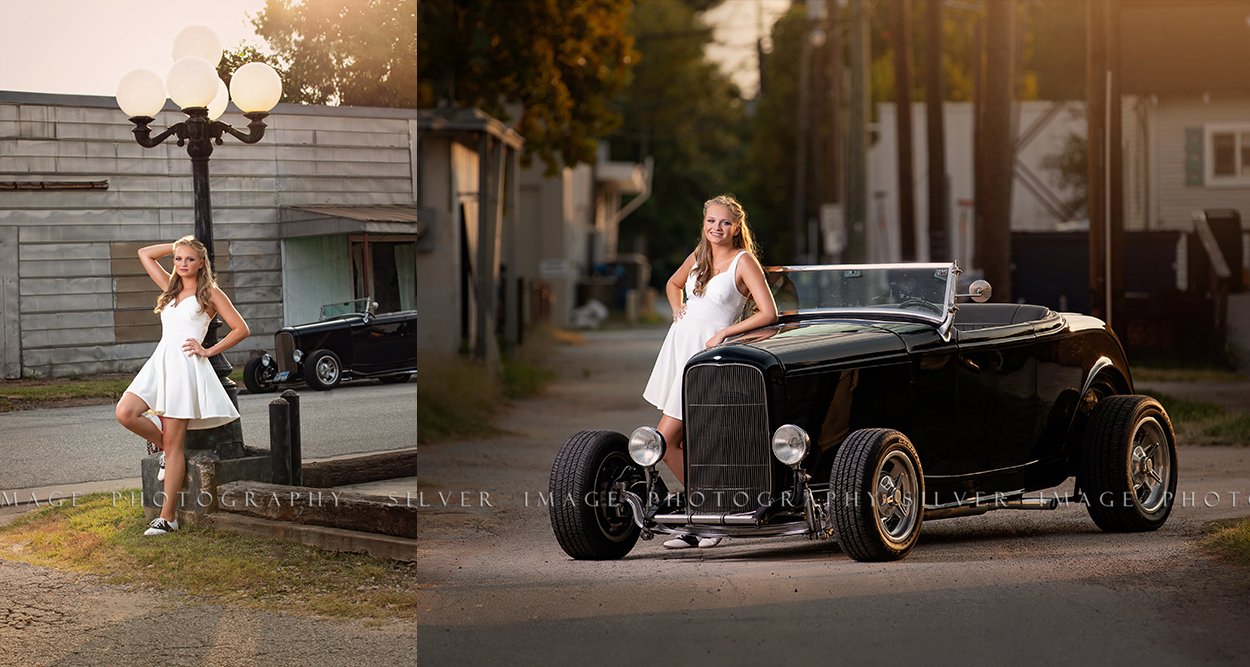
1204;124;1250;186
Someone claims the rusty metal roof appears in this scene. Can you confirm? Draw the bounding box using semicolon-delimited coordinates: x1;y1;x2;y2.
287;205;417;223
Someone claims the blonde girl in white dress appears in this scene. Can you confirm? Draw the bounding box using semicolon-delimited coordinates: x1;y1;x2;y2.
642;195;778;548
114;235;250;536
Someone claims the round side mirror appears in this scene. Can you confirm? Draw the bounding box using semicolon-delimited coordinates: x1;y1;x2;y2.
968;279;992;303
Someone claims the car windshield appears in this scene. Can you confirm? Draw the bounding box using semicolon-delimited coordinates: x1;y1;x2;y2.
766;263;956;321
319;297;373;320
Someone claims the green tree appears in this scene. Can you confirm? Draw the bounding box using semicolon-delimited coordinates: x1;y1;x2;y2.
419;0;637;172
740;7;807;262
216;44;318;105
608;0;749;285
248;0;417;108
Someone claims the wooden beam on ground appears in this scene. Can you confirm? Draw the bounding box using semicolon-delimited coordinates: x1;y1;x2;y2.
218;481;416;539
300;449;420;488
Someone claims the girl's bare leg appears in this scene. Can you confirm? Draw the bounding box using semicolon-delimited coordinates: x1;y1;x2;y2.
657;415;685;486
158;418;189;522
115;392;162;445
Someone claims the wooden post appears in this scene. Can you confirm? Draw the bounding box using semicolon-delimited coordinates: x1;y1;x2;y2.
924;0;949;262
281;389;302;486
269;397;291;485
892;0;916;261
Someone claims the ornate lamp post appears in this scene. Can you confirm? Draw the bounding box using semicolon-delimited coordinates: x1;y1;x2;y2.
116;26;281;449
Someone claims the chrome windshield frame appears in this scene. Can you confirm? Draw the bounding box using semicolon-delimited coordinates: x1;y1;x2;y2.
764;262;961;340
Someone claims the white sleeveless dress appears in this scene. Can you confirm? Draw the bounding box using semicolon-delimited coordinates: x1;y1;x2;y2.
643;250;749;420
123;296;240;430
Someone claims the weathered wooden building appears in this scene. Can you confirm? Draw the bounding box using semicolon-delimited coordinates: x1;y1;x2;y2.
0;90;418;379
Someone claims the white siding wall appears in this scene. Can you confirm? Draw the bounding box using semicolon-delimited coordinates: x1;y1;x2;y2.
0;92;416;377
1148;94;1250;230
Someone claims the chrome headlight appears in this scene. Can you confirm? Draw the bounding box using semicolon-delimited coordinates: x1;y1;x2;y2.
292;349;303;363
260;353;272;366
628;426;666;467
771;424;810;466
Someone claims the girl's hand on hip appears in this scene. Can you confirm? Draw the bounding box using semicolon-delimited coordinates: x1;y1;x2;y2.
182;338;209;358
673;304;686;322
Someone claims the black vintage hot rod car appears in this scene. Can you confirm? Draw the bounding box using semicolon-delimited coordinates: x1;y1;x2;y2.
549;263;1178;562
244;298;417;392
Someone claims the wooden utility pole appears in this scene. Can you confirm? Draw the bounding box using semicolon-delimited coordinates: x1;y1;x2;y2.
924;0;948;262
846;0;869;262
976;0;1015;300
1086;0;1124;326
892;0;916;261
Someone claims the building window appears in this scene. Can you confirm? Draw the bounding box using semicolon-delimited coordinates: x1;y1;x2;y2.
1205;125;1250;185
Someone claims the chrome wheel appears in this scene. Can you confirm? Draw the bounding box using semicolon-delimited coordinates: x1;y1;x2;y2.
1129;417;1171;513
829;428;926;561
875;450;919;544
316;356;340;385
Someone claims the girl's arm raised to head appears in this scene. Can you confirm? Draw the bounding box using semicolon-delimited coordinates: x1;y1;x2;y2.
137;243;174;291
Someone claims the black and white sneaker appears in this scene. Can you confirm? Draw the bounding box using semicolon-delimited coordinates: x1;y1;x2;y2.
157;451;166;482
143;517;179;536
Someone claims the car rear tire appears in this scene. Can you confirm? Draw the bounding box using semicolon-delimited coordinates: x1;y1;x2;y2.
303;349;342;391
1079;395;1177;532
549;430;641;560
829;428;925;562
242;356;278;394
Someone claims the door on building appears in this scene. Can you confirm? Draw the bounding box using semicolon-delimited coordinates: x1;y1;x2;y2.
350;236;417;314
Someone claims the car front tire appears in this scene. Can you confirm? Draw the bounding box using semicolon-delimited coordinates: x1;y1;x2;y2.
1079;395;1177;532
243;356;277;394
303;349;342;391
829;428;925;562
549;430;641;560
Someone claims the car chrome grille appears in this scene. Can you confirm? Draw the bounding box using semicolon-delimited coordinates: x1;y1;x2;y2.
275;332;296;373
684;363;771;514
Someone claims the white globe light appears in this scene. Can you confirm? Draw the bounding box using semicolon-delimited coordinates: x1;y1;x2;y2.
229;62;282;113
167;57;220;110
207;79;229;121
116;69;167;118
172;25;222;67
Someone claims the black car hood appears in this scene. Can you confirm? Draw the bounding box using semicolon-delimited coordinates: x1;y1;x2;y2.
697;318;911;374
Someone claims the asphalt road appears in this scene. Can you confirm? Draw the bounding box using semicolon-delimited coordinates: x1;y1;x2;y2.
417;328;1250;665
0;381;417;491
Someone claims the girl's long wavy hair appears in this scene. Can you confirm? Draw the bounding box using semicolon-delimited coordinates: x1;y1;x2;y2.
154;235;217;314
691;194;758;297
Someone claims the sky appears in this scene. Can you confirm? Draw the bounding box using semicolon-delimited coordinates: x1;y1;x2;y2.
704;0;793;99
0;0;268;98
0;0;785;100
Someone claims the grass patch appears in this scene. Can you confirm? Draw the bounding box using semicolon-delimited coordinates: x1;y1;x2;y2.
1202;518;1250;568
0;374;133;411
1135;363;1246;384
1152;392;1250;446
419;329;561;444
502;357;555;399
0;492;418;620
417;359;505;444
0;368;246;412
